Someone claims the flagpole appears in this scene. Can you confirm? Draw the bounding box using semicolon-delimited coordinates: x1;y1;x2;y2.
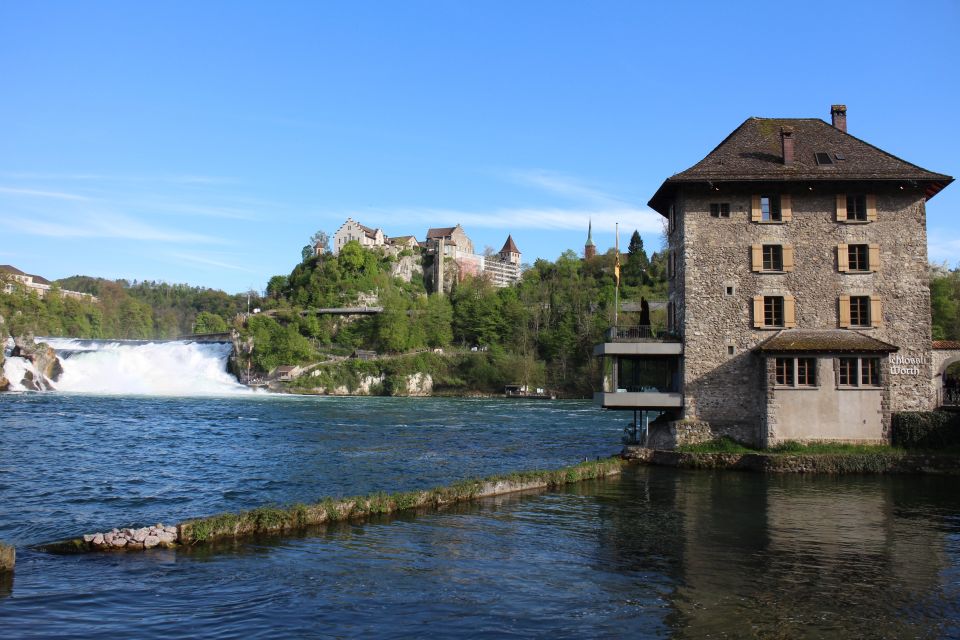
614;222;620;327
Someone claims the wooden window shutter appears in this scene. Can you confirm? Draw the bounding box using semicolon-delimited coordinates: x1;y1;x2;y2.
870;296;882;327
869;244;880;272
866;194;878;222
751;195;762;222
839;294;851;328
837;243;849;272
782;245;795;272
751;244;763;272
753;296;764;328
781;194;792;222
784;295;796;328
836;194;847;222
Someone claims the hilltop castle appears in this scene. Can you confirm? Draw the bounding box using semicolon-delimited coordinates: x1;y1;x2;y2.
330;219;521;292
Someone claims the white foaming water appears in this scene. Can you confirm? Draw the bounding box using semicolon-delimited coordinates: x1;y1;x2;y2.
2;354;40;392
35;338;250;396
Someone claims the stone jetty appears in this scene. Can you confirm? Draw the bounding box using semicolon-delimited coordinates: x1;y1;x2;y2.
80;524;179;550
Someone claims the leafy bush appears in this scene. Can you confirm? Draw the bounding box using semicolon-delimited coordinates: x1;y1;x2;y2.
892;411;960;449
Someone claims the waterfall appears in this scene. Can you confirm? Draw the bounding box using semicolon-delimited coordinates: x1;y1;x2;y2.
3;338;250;396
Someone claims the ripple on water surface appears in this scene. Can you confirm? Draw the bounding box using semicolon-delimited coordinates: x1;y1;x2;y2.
3;395;960;638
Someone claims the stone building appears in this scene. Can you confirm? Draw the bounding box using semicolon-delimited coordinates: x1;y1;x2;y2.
482;235;522;288
595;105;953;447
423;228;522;293
1;265;97;301
332;218;386;255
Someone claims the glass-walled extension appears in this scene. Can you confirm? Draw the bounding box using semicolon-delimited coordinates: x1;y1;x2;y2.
593;331;683;411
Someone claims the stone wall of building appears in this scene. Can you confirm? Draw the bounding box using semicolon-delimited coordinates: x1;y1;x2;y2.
672;185;933;444
762;355;890;446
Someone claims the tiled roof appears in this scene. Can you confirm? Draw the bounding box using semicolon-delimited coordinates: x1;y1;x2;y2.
755;329;898;354
499;235;520;254
29;274;52;285
426;227;456;239
933;340;960;350
0;265;26;276
649;116;953;215
358;224;380;239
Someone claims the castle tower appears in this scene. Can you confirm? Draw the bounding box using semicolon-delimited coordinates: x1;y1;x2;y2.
499;235;521;265
584;219;597;259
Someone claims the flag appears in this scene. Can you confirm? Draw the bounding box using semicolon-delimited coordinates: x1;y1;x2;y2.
614;223;621;285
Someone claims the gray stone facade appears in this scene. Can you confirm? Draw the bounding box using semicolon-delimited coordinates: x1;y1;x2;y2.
670;187;934;444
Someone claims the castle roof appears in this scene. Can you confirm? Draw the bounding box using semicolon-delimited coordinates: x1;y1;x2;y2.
755;329;898;354
499;235;520;254
426;226;457;239
649;115;953;216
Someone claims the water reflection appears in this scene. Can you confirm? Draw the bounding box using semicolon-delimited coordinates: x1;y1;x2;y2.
595;468;960;638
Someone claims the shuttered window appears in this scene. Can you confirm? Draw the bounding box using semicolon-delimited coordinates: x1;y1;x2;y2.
839;295;882;328
754;295;795;328
752;244;794;272
838;243;880;272
836;194;877;223
752;194;787;223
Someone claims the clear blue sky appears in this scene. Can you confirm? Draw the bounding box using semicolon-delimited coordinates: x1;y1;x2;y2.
1;0;957;293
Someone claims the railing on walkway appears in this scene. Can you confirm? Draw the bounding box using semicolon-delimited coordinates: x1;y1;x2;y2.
605;325;680;342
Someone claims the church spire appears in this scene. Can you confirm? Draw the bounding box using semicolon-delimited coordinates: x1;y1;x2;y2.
584;219;597;259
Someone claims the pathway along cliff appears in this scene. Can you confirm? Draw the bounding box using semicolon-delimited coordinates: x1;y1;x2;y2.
1;337;248;395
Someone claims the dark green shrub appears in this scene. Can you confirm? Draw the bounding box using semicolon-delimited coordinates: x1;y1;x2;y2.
892;411;960;449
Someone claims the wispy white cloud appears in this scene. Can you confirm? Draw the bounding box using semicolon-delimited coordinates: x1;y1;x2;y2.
0;186;90;201
504;169;631;207
169;252;259;273
344;168;660;237
0;212;225;244
0;172;236;185
358;205;663;234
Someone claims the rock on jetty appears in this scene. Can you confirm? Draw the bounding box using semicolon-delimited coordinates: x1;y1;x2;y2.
81;524;179;550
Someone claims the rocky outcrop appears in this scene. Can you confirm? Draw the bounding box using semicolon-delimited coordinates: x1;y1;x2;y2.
0;316;8;392
405;372;433;396
10;335;62;390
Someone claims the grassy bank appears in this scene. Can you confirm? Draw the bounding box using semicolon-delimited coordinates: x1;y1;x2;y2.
627;439;960;474
44;457;624;552
677;437;900;456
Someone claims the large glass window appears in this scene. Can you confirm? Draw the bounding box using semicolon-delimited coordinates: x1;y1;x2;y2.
616;357;679;393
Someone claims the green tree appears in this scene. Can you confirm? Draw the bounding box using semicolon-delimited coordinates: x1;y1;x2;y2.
625;230;650;286
193;311;229;334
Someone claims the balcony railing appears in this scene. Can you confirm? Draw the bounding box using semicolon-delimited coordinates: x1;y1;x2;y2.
605;325;680;342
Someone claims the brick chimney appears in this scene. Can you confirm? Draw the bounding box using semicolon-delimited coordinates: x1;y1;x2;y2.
781;126;795;166
831;104;847;133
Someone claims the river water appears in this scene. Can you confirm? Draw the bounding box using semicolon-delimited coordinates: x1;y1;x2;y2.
2;394;960;638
